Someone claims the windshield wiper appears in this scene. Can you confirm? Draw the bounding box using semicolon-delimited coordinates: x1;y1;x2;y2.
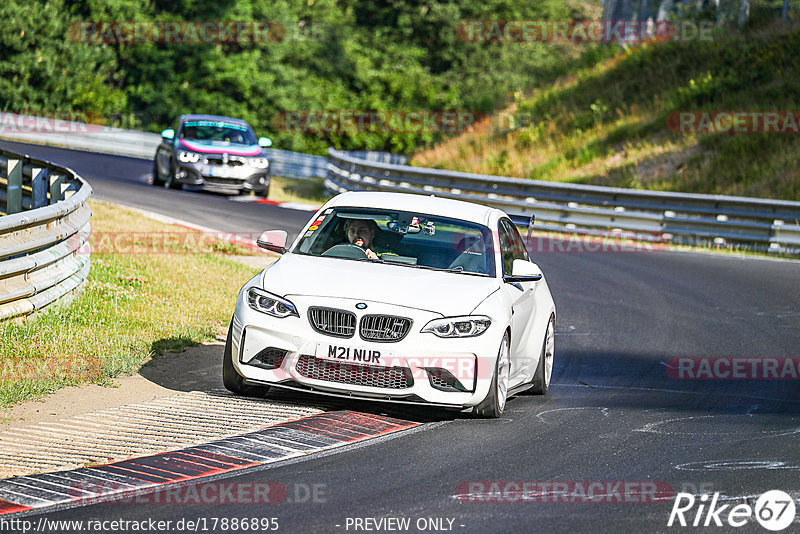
354;257;487;276
402;264;487;276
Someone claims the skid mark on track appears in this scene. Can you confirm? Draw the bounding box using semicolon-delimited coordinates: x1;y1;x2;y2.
536;406;610;424
635;415;800;441
556;382;800;404
675;460;800;472
555;325;592;337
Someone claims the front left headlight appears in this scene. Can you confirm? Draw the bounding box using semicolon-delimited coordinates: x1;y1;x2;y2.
177;150;201;163
249;157;269;169
421;315;492;338
247;287;299;318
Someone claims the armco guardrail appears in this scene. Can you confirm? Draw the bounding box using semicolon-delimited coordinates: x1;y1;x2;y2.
263;148;327;180
4;113;799;252
0;149;92;321
326;148;800;253
0;112;162;160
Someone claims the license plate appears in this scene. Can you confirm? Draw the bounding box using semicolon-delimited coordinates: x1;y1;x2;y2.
315;343;393;366
209;166;233;177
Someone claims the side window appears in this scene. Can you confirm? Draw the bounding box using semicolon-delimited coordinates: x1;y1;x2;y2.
499;219;527;275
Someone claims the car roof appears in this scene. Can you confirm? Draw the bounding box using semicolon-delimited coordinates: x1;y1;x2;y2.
324;191;505;226
179;114;251;127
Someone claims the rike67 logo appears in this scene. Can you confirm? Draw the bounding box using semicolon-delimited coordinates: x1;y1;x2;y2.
668;490;796;531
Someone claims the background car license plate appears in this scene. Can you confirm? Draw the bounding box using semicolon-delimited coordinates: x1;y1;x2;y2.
316;343;393;365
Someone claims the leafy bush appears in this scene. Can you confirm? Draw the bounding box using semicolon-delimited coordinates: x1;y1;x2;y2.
0;0;597;154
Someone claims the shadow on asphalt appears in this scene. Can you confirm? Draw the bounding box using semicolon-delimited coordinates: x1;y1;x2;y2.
551;348;800;414
137;339;458;424
137;338;800;427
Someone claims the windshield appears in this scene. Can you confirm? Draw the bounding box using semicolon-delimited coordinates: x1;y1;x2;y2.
294;207;496;277
179;120;256;145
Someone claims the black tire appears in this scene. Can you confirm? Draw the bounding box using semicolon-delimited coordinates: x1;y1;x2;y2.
472;333;510;418
164;160;183;190
151;160;165;186
223;323;270;397
529;315;555;395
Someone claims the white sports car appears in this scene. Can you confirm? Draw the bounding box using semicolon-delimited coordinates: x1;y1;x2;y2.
224;191;555;417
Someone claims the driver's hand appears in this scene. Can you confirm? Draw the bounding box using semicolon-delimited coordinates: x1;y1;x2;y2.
365;249;379;260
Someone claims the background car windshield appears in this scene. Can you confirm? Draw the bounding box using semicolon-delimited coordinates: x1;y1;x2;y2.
180;120;256;145
294;208;495;276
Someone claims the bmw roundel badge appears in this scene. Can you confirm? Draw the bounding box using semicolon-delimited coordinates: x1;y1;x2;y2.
355;303;367;310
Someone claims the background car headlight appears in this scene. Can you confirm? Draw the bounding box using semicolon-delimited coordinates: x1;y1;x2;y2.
177;151;201;163
249;157;269;169
421;316;491;337
247;288;299;318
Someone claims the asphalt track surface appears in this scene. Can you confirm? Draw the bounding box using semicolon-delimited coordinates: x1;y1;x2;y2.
2;139;800;533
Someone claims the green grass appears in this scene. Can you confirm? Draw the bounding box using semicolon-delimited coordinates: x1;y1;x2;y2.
413;20;800;201
269;176;327;205
0;201;261;407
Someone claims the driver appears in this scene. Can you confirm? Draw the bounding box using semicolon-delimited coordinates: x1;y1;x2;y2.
343;219;382;259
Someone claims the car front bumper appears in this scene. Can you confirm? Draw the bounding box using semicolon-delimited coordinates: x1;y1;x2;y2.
175;162;270;194
231;283;503;408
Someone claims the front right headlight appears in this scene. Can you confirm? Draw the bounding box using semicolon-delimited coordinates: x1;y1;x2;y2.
247;287;299;318
421;316;492;338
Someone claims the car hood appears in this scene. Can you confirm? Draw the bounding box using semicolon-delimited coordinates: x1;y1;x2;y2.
260;253;499;317
179;138;263;157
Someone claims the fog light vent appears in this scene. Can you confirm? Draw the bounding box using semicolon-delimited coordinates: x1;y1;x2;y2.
250;347;288;370
426;367;469;392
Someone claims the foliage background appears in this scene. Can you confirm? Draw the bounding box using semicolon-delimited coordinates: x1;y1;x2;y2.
0;0;596;154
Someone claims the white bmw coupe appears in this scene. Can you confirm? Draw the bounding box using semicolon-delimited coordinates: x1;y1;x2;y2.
224;191;555;417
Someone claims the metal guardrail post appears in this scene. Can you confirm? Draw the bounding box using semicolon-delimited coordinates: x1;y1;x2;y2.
49;173;64;204
31;167;48;209
5;159;22;215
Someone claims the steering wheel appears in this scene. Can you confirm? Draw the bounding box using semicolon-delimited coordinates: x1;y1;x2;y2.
322;243;369;259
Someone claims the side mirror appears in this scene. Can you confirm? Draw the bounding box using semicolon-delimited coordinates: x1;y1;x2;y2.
258;137;273;147
504;259;542;283
161;128;175;140
257;230;288;254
